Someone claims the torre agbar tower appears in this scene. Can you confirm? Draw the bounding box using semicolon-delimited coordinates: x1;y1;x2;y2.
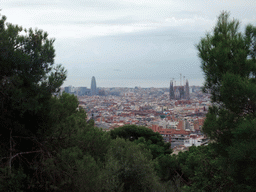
90;76;97;95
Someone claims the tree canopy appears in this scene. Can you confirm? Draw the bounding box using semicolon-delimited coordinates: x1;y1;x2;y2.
0;14;67;140
197;11;256;148
196;11;256;191
105;138;163;192
110;125;172;159
197;11;256;115
0;14;69;190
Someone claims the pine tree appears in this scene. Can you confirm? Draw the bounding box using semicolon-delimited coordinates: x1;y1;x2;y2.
0;14;66;186
197;11;256;190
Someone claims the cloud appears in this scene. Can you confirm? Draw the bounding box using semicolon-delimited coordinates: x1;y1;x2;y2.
2;0;256;87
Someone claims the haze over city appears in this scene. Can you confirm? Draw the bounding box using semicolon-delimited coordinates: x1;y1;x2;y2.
2;0;256;87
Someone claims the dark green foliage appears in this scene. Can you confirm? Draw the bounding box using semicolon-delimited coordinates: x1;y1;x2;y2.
197;12;250;105
27;93;111;191
156;145;235;192
197;11;256;117
110;125;171;159
0;14;66;136
0;14;66;141
195;11;256;191
0;14;105;191
0;15;67;190
0;168;27;192
155;154;185;192
104;138;163;192
179;145;233;192
42;147;102;192
110;125;162;142
225;117;256;191
47;93;111;164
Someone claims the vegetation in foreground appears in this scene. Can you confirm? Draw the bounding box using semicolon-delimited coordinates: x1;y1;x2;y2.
0;11;256;191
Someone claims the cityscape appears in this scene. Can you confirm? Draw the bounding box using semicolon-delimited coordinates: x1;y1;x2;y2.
2;1;255;189
62;75;210;152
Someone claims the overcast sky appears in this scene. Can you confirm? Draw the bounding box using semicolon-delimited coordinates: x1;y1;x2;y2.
2;0;256;88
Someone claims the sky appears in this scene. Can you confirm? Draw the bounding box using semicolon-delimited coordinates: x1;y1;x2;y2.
1;0;256;88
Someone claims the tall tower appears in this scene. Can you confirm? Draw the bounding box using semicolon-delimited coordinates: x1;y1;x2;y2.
90;76;97;95
185;79;189;100
170;80;174;100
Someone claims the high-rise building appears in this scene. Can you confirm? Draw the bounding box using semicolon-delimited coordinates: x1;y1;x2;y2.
90;76;97;95
185;80;189;99
79;87;90;96
169;81;174;99
64;85;74;94
64;86;70;94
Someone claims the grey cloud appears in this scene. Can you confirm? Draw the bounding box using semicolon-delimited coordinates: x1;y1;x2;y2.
3;0;256;87
55;26;204;87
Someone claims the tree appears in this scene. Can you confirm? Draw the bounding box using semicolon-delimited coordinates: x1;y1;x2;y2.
0;14;67;190
110;125;171;159
197;11;256;191
104;138;163;192
25;92;111;191
0;14;66;136
0;14;120;191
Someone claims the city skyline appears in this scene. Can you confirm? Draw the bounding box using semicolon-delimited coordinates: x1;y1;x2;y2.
2;1;256;87
63;75;202;88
